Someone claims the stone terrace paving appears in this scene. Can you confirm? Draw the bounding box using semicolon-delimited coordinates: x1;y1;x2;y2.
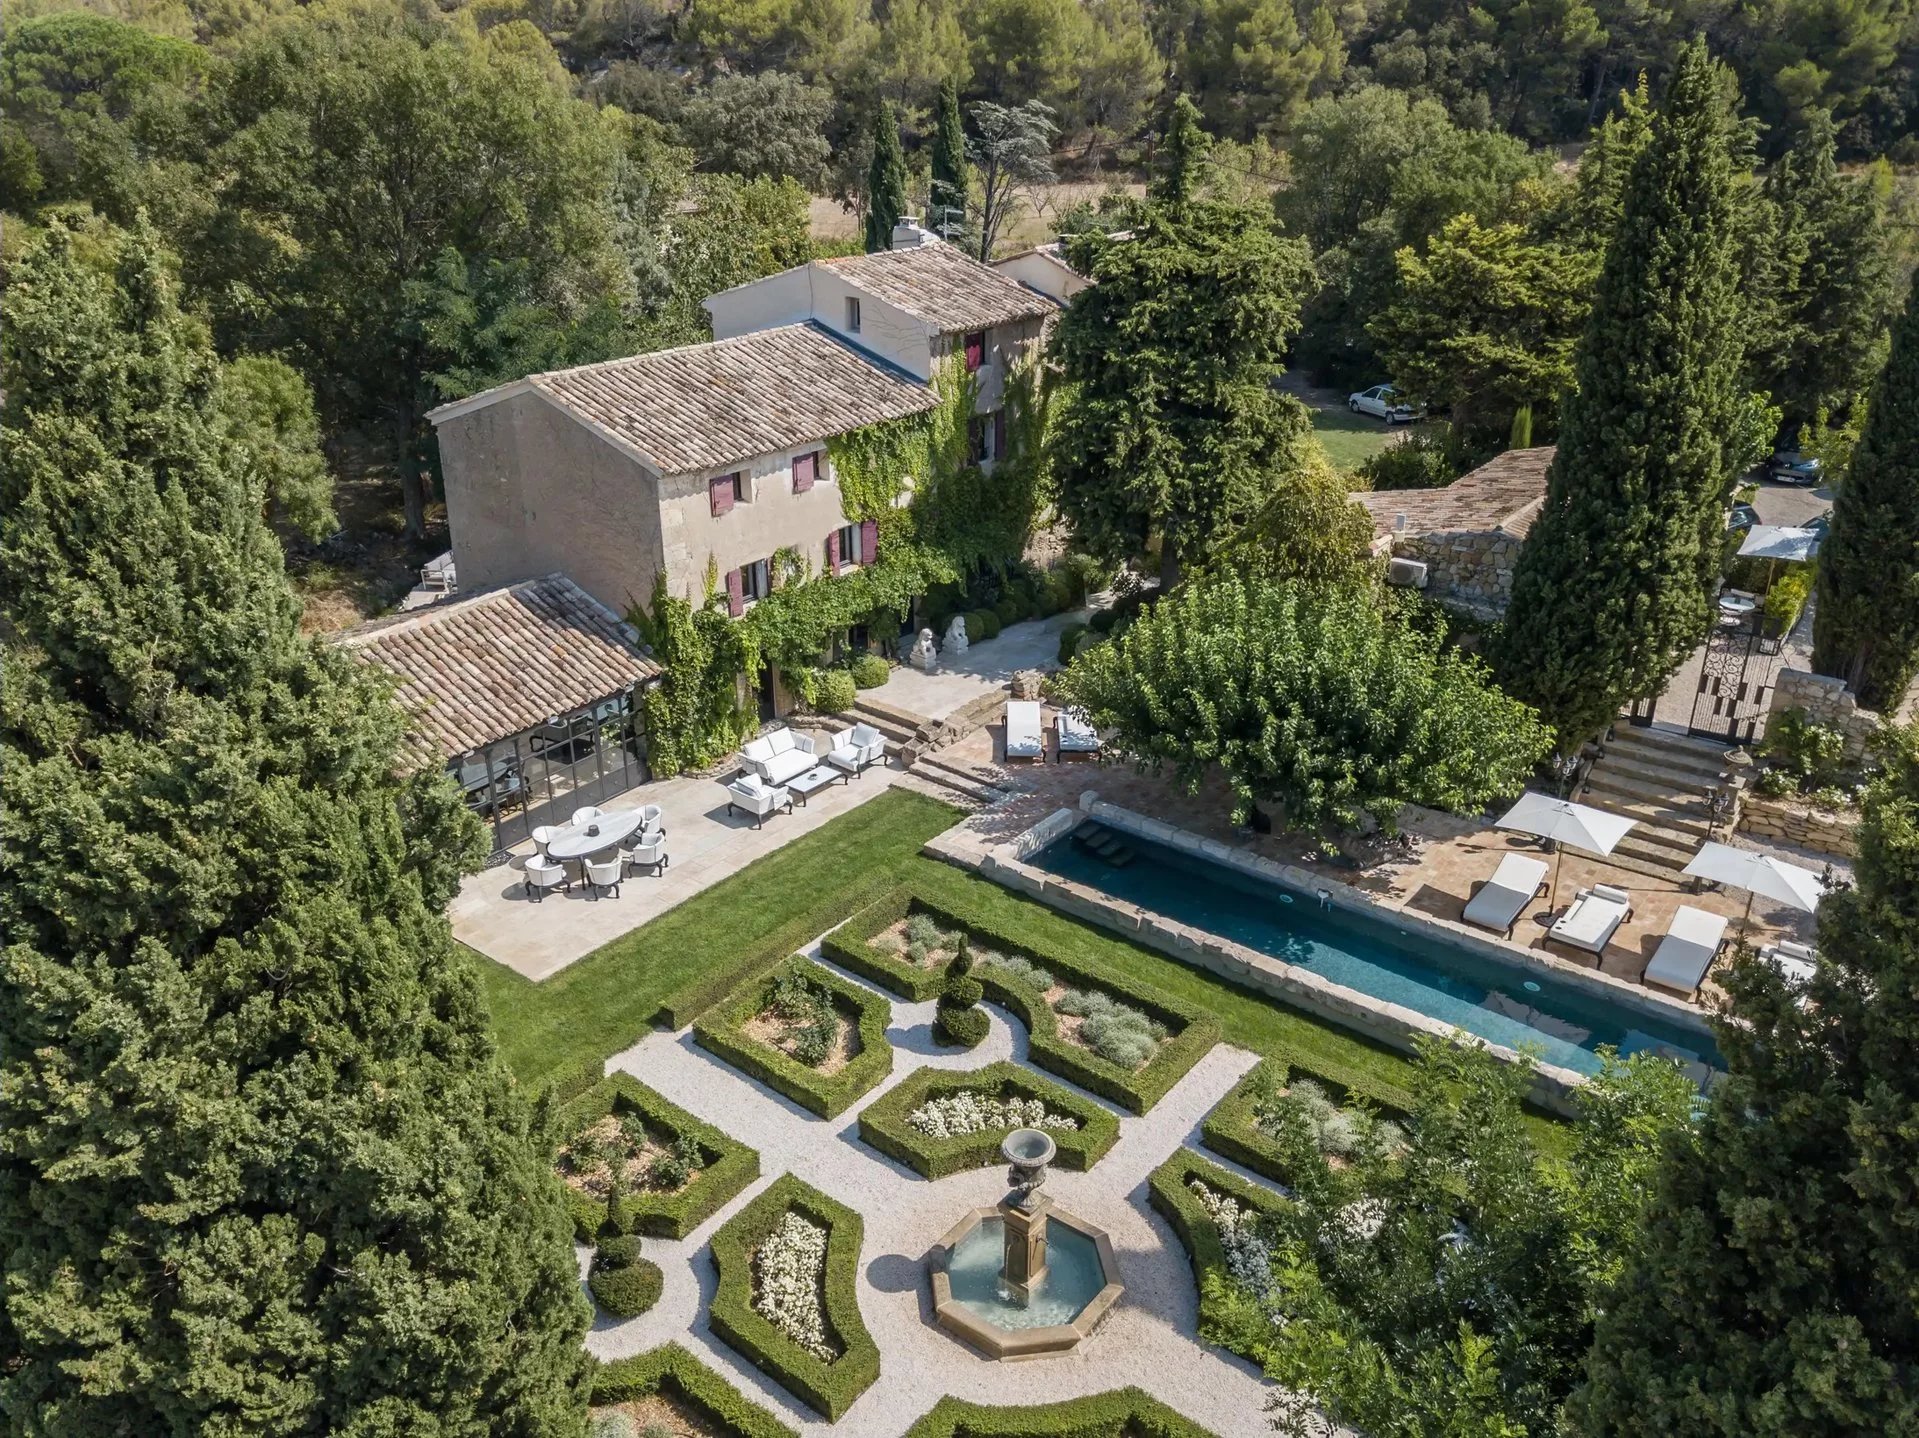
589;943;1279;1436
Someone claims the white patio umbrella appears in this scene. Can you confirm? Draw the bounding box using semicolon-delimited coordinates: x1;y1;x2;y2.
1495;791;1638;912
1736;525;1823;563
1681;840;1825;936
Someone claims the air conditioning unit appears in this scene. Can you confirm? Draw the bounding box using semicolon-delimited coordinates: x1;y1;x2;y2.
1386;557;1429;589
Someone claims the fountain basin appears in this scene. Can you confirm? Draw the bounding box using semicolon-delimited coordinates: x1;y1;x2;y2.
928;1206;1124;1360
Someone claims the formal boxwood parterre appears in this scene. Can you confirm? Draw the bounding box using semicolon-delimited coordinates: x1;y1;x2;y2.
1148;1147;1291;1342
826;887;1219;1113
1200;1058;1412;1190
903;1388;1221;1436
556;1072;760;1240
590;1342;797;1438
693;956;893;1118
856;1060;1121;1178
708;1174;880;1420
820;890;952;1000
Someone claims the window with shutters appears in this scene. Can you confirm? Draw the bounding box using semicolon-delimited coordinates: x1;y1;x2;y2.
792;451;818;493
740;558;772;603
710;472;744;515
835;522;860;568
846;296;861;333
963;331;985;371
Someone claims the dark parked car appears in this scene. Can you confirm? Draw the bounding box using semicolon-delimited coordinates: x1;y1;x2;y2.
1766;450;1823;485
1728;500;1760;532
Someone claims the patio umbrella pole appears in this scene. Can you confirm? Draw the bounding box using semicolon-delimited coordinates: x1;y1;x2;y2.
1551;845;1565;917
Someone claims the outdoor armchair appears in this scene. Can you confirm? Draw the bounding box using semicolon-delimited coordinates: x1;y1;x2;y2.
727;774;794;828
826;723;887;777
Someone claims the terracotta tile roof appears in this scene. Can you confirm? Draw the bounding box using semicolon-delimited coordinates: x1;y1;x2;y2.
513;322;937;477
822;242;1060;331
337;576;659;762
1358;445;1555;541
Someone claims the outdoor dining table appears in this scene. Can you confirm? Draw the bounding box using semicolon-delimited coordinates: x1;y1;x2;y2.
545;809;645;863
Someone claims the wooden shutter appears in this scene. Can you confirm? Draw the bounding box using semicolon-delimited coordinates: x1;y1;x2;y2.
826;529;840;576
725;566;744;616
793;452;816;493
964;331;985;371
710;474;735;516
859;519;879;565
992;409;1008;460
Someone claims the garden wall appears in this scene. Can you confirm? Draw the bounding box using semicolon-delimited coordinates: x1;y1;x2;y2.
1768;669;1883;762
1736;792;1860;859
1388;528;1519;618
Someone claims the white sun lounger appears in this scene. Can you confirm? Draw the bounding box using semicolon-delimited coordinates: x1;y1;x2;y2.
1548;884;1633;955
1643;904;1728;996
1462;853;1549;937
1761;939;1817;987
1056;709;1101;757
1005;700;1044;761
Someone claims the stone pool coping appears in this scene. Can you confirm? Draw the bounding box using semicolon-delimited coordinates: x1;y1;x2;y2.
925;795;1722;1117
927;1204;1125;1362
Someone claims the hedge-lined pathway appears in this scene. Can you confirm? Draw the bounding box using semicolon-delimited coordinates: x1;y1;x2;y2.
590;941;1279;1436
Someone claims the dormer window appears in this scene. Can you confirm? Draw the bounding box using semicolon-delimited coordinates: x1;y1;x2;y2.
963;331;985;372
846;296;862;333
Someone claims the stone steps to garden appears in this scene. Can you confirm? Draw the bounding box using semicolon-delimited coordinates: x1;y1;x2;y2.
1576;726;1733;880
905;751;1008;806
1577;776;1714;836
1604;726;1732;781
847;693;931;745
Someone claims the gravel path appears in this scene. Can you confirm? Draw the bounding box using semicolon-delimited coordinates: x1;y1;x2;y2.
587;939;1282;1435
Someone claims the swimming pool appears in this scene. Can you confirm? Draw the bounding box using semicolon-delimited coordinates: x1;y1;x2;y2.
1031;827;1721;1078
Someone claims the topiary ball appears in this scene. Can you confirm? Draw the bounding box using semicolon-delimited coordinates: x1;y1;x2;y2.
850;653;890;688
594;1234;644;1271
589;1258;664;1319
936;1004;991;1048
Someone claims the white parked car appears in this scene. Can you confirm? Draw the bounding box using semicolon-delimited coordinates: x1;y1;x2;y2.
1347;384;1422;423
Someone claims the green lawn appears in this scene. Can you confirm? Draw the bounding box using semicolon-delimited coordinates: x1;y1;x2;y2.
1311;404;1399;473
471;787;962;1086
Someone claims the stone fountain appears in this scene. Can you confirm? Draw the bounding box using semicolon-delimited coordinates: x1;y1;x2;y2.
927;1129;1124;1360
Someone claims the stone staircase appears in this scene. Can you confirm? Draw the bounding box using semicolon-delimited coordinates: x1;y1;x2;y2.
834;693;1013;806
1576;725;1731;880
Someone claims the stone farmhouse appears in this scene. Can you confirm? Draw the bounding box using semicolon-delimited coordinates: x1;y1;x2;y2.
1359;445;1554;617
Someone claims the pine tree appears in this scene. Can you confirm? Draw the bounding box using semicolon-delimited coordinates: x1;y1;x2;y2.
929;79;968;242
1812;282;1919;711
1574;721;1919;1435
1149;92;1211;209
1493;41;1747;750
0;225;590;1432
864;103;907;252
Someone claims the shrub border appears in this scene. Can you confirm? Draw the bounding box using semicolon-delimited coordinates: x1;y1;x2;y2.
820;889;949;1000
708;1173;880;1420
1200;1058;1411;1190
693;956;894;1118
856;1060;1121;1178
1147;1147;1291;1338
590;1342;797;1438
556;1072;760;1240
903;1388;1221;1437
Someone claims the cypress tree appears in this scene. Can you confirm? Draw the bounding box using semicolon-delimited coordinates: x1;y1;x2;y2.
0;226;590;1431
929;79;968;242
1494;41;1746;749
1573;722;1919;1435
1150;93;1212;209
864;103;907;252
1812;281;1919;710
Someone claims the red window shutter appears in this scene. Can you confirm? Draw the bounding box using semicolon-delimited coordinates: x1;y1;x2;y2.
992;409;1008;460
826;529;840;577
725;566;744;617
793;452;816;493
964;332;985;371
860;519;879;564
710;475;735;516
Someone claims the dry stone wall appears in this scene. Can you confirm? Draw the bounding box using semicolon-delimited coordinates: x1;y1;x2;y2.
1737;792;1860;859
1768;669;1883;762
1391;530;1520;617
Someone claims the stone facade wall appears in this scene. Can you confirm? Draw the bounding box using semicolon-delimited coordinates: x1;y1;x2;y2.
1737;792;1860;858
1768;668;1883;762
1391;528;1521;617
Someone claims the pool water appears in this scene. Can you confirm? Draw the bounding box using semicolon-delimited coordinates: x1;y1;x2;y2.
1032;831;1721;1077
945;1218;1107;1331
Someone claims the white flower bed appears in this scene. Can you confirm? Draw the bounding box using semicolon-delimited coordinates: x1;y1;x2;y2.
1189;1179;1277;1305
753;1211;836;1362
906;1090;1081;1139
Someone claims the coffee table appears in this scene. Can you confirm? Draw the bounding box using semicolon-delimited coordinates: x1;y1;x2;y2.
786;765;847;806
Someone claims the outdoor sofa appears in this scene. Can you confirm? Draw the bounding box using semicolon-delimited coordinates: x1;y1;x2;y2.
1462;853;1549;938
1548;884;1633;955
1642;905;1729;996
741;727;818;786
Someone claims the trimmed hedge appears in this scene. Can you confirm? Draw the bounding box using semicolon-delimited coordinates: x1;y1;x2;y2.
591;1343;797;1438
820;890;951;1001
694;957;894;1118
557;1073;760;1240
589;1257;663;1318
850;653;891;688
1200;1059;1411;1191
1149;1147;1291;1312
904;1389;1220;1437
935;1002;990;1047
856;1061;1121;1178
709;1174;879;1420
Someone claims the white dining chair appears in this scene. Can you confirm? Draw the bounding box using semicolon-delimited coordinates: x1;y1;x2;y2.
584;855;623;899
531;825;558;859
571;805;604;826
623;828;668;877
523;855;568;902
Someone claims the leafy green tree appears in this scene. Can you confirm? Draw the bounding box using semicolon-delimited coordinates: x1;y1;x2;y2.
1813;282;1919;711
0;223;590;1434
1250;1042;1698;1438
929;78;969;239
679;70;833;189
966;99;1057;259
1574;722;1919;1436
1052;191;1314;583
1369;212;1597;442
216;353;335;540
867;0;968;118
656;173;813;339
1748;108;1894;441
864;101;907;250
1175;0;1341;140
1367;0;1603;140
1057;567;1551;828
1495;41;1748;750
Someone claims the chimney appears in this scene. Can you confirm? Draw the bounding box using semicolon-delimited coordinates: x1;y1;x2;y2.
891;218;940;249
